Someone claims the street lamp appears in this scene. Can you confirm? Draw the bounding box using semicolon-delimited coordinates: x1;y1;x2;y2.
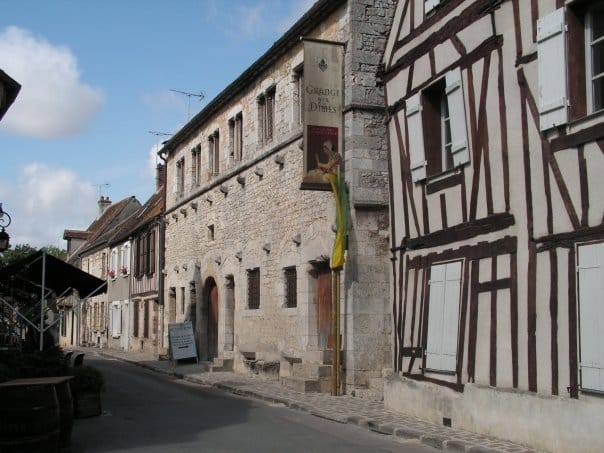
0;203;11;252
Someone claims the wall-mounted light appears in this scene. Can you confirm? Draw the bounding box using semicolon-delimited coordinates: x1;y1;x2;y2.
0;204;12;252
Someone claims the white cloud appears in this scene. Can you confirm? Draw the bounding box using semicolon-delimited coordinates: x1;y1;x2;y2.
0;26;105;138
0;163;97;249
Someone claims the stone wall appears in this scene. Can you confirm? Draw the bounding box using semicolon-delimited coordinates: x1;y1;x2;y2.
163;0;395;390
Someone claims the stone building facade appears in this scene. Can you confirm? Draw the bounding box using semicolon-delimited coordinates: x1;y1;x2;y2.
160;0;395;393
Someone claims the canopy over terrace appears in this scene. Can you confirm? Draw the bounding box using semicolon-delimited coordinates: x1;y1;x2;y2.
0;250;106;350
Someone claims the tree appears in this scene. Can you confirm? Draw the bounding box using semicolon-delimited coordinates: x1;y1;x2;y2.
0;244;67;268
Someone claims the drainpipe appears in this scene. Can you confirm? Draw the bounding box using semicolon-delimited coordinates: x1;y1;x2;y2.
158;150;167;352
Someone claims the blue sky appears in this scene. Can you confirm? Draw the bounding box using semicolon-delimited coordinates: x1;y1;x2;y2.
0;0;314;249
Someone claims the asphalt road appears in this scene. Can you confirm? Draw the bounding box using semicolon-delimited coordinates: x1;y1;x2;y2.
68;355;434;452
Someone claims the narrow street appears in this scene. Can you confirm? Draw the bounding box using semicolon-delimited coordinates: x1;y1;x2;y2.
68;355;434;452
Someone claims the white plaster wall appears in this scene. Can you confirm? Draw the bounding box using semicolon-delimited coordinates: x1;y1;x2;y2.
385;374;604;453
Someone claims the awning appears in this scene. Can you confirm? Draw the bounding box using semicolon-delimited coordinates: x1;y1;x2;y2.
0;250;106;298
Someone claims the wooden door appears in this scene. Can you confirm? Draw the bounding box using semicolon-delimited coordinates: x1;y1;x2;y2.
208;281;219;360
317;265;332;350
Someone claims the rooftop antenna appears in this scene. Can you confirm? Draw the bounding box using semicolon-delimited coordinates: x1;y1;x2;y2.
93;183;110;198
170;89;205;121
149;131;172;164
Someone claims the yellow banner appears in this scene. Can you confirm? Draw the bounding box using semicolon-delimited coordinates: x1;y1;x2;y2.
326;172;347;270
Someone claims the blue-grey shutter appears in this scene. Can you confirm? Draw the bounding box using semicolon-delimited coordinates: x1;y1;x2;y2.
425;0;441;14
406;93;427;182
426;261;462;372
578;243;604;392
537;8;568;130
445;68;470;167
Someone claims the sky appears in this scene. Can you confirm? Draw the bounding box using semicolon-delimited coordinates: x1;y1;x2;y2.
0;0;315;250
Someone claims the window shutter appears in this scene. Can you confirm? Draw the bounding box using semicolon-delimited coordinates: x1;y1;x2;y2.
426;261;462;372
537;8;568;131
445;68;470;167
425;0;440;14
111;303;121;338
578;243;604;392
426;264;446;370
406;93;427;182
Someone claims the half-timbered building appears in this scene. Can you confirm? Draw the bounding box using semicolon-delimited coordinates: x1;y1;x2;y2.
383;0;604;451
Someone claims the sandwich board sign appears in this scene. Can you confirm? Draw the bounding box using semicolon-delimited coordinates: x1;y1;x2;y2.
168;321;198;363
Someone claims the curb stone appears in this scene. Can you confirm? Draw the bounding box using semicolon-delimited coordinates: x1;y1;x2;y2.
91;349;544;453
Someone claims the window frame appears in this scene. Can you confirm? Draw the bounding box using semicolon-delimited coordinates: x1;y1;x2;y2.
284;266;297;308
585;3;604;113
406;68;469;182
247;267;260;310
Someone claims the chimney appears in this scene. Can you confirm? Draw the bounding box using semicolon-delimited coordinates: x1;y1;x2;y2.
156;163;166;190
98;196;112;218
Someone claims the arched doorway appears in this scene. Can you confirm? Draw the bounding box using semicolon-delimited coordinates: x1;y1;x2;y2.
205;278;219;360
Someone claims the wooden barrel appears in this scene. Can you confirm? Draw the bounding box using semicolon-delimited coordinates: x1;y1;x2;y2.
54;380;74;447
0;383;60;453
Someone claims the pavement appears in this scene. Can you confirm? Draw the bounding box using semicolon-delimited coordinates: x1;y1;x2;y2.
80;347;543;453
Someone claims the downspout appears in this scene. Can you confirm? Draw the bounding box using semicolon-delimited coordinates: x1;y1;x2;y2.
158;150;167;352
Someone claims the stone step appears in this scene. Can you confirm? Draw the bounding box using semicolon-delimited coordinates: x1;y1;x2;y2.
280;376;321;393
291;363;332;379
209;357;233;372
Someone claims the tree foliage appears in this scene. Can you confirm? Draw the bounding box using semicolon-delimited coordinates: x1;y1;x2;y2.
0;244;67;268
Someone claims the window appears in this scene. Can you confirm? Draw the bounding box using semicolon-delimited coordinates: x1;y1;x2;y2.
133;301;139;337
425;0;441;14
135;231;155;277
191;144;201;187
539;4;604;130
406;68;469;181
229;113;243;161
258;85;276;144
284;266;297;308
120;243;130;275
247;268;260;309
143;300;150;338
208;224;215;241
586;3;604;112
110;248;118;278
101;252;107;279
577;242;604;393
175;157;185;196
208;131;219;176
425;261;462;373
180;287;185;314
293;67;304;126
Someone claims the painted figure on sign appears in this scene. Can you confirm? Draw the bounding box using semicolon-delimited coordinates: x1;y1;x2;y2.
315;140;342;173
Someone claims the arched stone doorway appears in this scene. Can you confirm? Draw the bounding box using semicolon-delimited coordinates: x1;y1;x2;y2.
204;277;219;360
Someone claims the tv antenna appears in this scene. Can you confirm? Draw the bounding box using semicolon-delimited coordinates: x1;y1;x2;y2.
93;182;110;198
170;89;205;120
149;131;172;153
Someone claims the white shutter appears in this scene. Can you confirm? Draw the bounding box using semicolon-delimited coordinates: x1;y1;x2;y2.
426;264;446;370
537;8;568;131
445;68;470;167
578;243;604;392
426;261;462;372
406;93;427;182
111;302;121;338
425;0;441;14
